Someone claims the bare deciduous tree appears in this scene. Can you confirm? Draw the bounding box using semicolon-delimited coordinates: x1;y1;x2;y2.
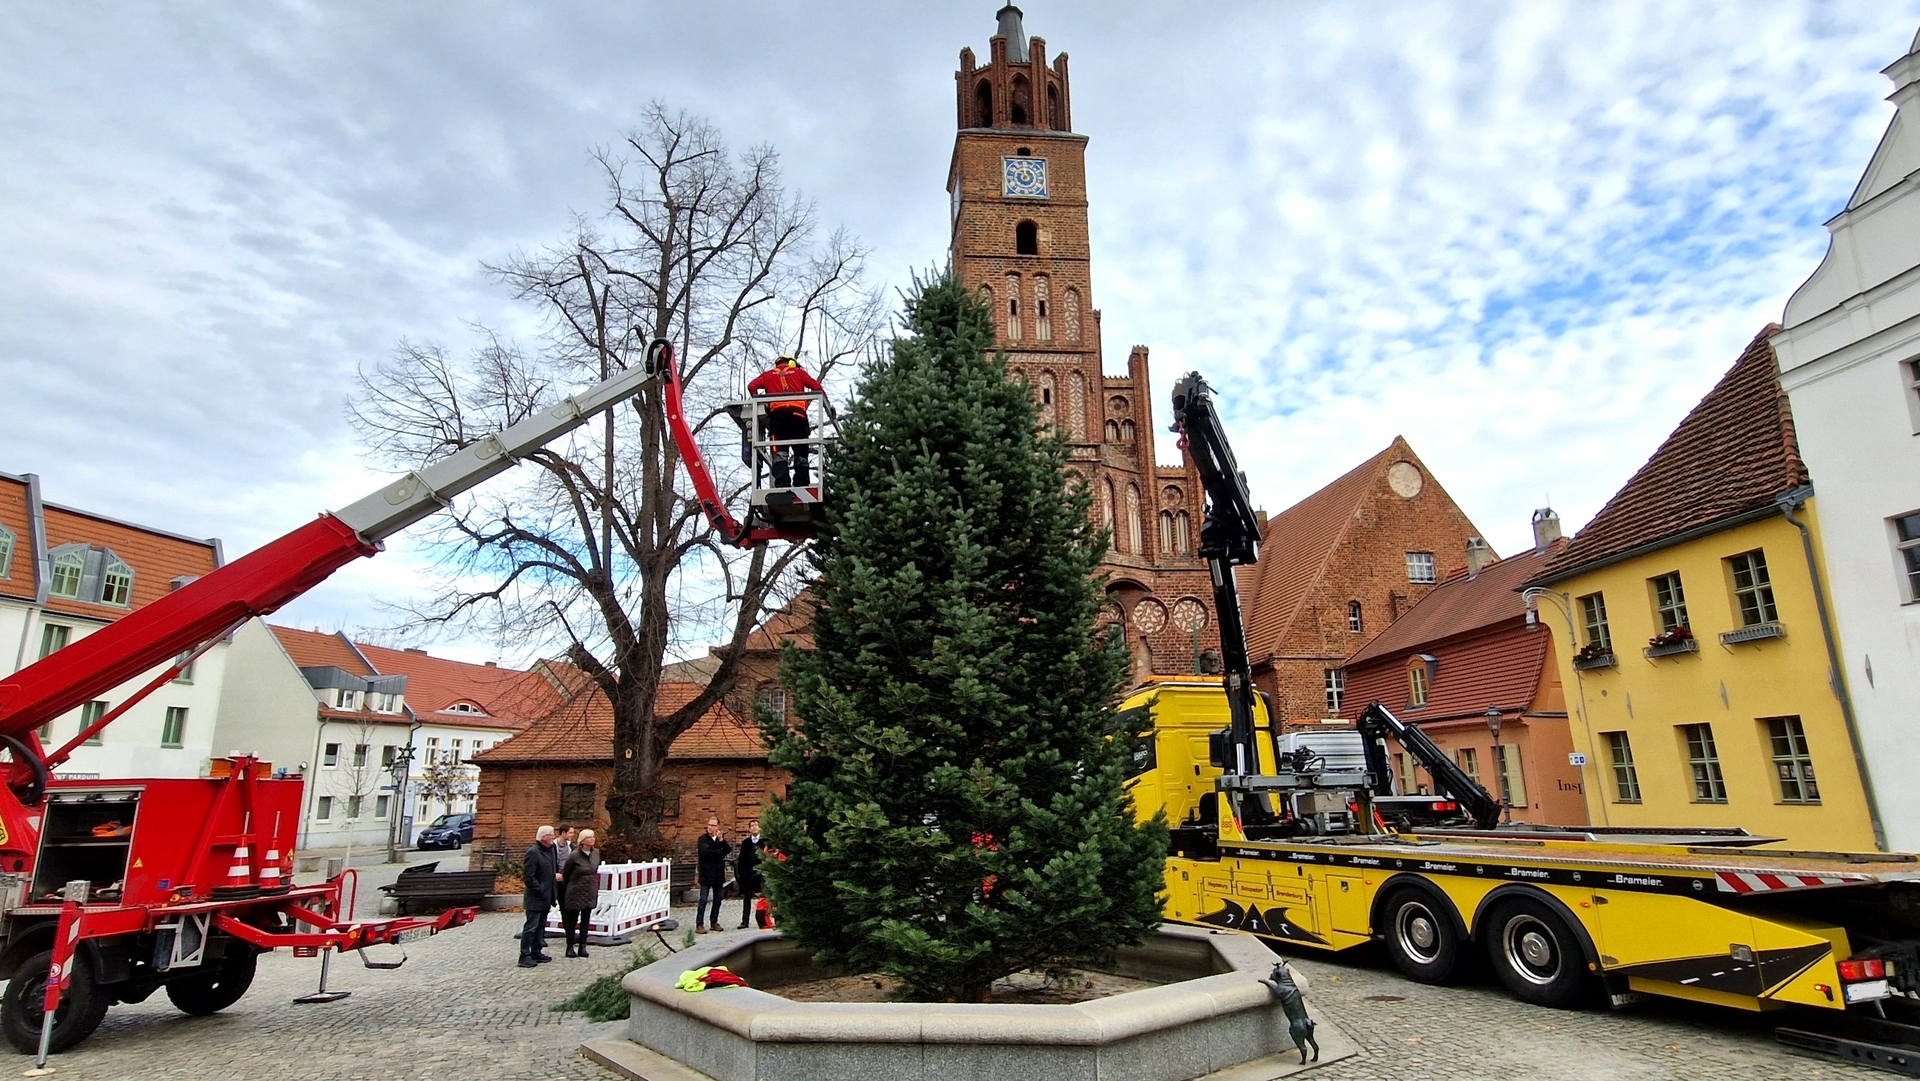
352;104;884;858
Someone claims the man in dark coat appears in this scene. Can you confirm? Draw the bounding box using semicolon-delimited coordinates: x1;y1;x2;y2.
695;818;731;933
735;818;764;930
518;825;559;967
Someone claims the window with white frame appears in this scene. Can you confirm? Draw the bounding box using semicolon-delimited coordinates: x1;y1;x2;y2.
346;795;362;820
425;737;440;764
1651;572;1689;631
315;796;333;821
1323;669;1344;713
323;742;340;768
1909;358;1920;421
172;653;194;685
1895;511;1920;602
352;744;368;768
1408;663;1429;707
0;524;13;578
450;738;463;761
1727;550;1778;627
1579;592;1611;651
1406;552;1436;584
1347;601;1363;634
375;794;391;819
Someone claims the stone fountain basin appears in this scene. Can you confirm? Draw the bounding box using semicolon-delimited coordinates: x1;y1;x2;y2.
587;924;1354;1081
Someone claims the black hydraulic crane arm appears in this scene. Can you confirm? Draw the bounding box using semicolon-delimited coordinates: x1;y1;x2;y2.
1354;700;1504;830
1169;373;1267;818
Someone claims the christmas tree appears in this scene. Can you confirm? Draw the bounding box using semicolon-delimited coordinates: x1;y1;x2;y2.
760;270;1167;1003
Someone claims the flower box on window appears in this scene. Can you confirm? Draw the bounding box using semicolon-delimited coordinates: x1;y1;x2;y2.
1571;644;1617;671
1719;622;1784;646
1644;626;1697;659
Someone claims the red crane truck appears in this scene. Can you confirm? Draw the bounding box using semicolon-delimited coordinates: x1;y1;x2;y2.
0;339;728;1059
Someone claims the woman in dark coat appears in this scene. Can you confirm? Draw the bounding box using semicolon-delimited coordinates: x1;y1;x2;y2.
559;829;603;958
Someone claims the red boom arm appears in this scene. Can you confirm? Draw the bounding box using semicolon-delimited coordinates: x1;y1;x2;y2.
0;515;375;741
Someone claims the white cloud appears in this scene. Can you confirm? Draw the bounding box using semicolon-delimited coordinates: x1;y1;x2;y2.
2;2;1916;657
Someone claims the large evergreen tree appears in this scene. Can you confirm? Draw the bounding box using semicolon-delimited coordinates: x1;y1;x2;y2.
760;270;1167;1003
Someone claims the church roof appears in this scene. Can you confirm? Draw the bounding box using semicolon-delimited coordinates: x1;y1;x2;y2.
1532;328;1804;585
1237;439;1406;659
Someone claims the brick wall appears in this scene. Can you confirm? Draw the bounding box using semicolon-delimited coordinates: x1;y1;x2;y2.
472;759;788;866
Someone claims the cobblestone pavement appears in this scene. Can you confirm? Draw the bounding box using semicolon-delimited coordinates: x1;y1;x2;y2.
7;909;1885;1080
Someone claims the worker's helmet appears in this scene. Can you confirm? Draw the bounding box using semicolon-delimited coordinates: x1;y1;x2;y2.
776;354;797;367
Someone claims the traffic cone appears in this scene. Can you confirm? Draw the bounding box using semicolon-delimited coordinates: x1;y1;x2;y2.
214;844;258;898
259;847;288;893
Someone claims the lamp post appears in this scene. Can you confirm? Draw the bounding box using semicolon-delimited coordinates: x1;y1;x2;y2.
1484;705;1509;826
386;744;415;863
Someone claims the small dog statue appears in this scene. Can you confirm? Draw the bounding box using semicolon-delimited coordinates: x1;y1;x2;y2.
1259;960;1319;1064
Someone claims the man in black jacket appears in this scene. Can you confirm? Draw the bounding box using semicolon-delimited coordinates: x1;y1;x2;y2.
735;818;764;930
695;818;730;934
519;825;559;967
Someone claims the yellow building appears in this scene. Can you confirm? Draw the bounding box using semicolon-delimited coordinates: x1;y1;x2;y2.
1525;329;1881;851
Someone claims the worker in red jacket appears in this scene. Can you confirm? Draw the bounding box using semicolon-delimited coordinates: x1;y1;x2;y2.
745;354;824;487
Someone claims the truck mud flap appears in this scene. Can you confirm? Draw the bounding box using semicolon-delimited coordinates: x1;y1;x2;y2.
1777;1027;1920;1076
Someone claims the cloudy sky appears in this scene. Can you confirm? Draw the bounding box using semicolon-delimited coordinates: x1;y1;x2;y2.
3;2;1917;663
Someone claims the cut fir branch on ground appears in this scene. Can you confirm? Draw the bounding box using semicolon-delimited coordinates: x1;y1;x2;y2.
759;269;1169;1004
552;945;661;1022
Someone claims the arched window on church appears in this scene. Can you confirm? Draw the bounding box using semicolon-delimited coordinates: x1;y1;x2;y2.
1004;273;1021;341
978;283;993;314
1016;221;1038;256
1064;287;1082;344
1175;510;1191;554
1033;275;1051;340
1047;83;1062;130
975;79;994;128
1105;419;1120;442
1121;419;1136;443
1068;373;1086;440
1158;511;1176;555
1102;477;1116;537
1127;485;1144;555
1038;371;1056;426
1010;74;1031;126
1348;600;1364;634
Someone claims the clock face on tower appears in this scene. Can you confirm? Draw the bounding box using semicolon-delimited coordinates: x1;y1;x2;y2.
1002;156;1049;199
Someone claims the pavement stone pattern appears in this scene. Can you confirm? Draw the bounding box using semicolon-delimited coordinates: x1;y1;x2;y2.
2;902;1884;1081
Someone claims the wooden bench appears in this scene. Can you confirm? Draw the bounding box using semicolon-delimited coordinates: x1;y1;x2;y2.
380;860;496;915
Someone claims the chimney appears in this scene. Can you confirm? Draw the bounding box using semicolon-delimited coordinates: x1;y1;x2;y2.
1254;509;1269;530
484;661;498;668
1532;507;1563;552
1465;538;1496;579
404;647;428;655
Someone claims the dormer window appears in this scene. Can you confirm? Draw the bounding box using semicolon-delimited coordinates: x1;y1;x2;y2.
101;557;133;607
0;524;14;578
49;551;83;599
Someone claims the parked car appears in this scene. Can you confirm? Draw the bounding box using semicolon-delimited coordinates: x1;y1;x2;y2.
416;812;474;850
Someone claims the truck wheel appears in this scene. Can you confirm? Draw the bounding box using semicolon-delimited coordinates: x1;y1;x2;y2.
165;949;257;1015
1;949;109;1054
1483;897;1588;1008
1381;888;1461;984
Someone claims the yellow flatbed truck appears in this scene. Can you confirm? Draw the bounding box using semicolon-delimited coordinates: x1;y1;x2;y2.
1159;373;1920;1070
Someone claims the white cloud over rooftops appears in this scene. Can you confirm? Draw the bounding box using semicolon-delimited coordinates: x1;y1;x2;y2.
1;2;1916;659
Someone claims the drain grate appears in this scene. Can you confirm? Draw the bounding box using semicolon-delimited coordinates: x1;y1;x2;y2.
1361;995;1406;1002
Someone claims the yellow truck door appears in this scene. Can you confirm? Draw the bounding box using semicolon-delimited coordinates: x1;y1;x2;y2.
1325;874;1371;936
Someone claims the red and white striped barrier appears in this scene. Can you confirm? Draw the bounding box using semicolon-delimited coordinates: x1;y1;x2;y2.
1715;870;1871;893
547;860;672;940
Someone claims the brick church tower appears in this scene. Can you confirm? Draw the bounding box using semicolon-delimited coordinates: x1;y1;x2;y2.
948;6;1217;678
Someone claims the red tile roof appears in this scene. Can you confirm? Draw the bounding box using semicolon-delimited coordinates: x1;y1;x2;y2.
1345;542;1563;668
39;504;219;622
737;593;815;653
0;476;34;602
1237;440;1402;657
270;626;375;676
355;643;555;729
469;678;763;764
1342;622;1552;724
1533;327;1804;584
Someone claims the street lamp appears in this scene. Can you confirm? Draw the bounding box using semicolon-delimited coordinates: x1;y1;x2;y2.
1522;586;1609;828
386;744;416;864
1485;705;1509;826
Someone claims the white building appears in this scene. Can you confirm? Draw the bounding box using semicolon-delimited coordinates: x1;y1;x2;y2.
1771;27;1920;850
0;472;315;784
270;627;544;848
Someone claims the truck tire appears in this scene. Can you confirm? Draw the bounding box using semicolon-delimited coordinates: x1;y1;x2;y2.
164;949;257;1015
1482;896;1588;1008
1380;887;1461;984
1;949;110;1055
